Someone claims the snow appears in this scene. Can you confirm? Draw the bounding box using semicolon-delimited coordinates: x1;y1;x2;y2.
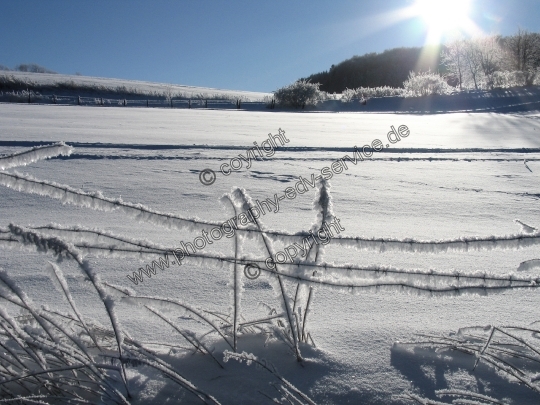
1;98;540;404
1;71;271;101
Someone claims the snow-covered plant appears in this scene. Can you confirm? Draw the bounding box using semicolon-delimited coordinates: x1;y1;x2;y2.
399;322;540;403
273;80;322;108
340;88;357;102
403;390;507;404
340;85;405;102
492;70;527;88
403;70;452;97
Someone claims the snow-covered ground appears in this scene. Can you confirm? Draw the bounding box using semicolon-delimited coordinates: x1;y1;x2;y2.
1;102;540;404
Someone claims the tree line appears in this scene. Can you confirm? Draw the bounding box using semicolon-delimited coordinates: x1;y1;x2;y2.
301;29;540;93
0;63;57;74
442;29;540;90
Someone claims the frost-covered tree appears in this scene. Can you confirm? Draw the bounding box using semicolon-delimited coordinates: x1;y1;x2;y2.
441;38;467;90
475;35;507;90
14;63;57;74
461;39;484;90
273;80;322;108
444;37;503;90
502;28;540;86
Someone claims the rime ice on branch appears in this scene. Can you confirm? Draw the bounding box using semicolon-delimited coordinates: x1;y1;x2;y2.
0;142;73;170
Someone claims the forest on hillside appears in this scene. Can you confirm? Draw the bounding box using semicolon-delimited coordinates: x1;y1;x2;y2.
301;45;444;93
302;30;540;93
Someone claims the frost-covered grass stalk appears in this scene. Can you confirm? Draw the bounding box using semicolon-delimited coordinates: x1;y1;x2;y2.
400;322;540;404
221;195;241;353
0;228;221;404
223;351;317;405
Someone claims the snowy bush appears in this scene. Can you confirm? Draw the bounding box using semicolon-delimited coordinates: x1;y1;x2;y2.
317;91;339;101
340;88;356;102
403;70;452;97
273;80;322;108
340;86;405;102
492;70;528;88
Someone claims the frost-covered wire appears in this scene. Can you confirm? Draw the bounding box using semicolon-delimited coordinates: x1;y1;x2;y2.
4;230;539;296
0;142;73;170
0;171;217;232
2;173;539;257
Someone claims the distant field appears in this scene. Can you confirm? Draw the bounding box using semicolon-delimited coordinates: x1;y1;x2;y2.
0;70;272;101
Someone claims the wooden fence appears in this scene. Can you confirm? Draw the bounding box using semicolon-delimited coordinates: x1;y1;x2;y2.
0;92;274;111
2;88;539;113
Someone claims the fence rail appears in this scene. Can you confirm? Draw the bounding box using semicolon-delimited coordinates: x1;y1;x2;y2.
2;88;539;113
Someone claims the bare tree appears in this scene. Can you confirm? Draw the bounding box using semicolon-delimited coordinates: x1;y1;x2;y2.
164;84;175;106
441;38;467;90
442;35;514;91
475;35;505;90
462;39;483;90
503;28;540;86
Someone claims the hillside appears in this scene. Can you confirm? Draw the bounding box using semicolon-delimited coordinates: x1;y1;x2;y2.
0;71;271;101
301;45;444;93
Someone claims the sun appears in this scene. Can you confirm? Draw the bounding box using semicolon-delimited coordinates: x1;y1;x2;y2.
412;0;473;42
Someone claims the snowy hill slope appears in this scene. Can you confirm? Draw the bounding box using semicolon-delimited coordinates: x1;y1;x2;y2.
0;70;272;101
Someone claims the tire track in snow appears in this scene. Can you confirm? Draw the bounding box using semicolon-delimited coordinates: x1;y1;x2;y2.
2;141;540;154
395;179;540;200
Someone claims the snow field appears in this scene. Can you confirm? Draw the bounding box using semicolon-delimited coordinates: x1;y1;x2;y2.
0;104;540;403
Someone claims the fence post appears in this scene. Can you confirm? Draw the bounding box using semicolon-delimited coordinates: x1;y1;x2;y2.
188;99;191;109
78;96;81;106
170;99;173;108
28;92;31;104
101;98;103;106
123;99;126;106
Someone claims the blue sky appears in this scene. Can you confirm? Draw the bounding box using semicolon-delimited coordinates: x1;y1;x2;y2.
2;0;539;92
